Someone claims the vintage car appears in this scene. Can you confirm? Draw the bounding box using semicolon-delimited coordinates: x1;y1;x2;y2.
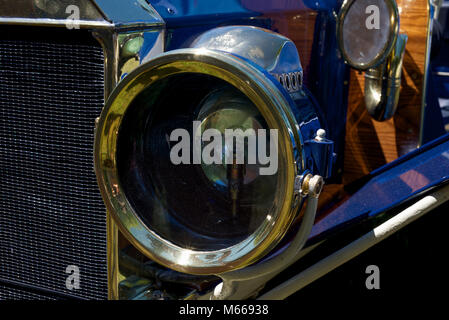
0;0;447;301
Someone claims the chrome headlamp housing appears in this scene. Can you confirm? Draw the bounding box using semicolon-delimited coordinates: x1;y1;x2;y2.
94;27;330;275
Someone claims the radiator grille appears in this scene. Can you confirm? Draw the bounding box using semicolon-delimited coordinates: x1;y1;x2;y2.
0;283;60;300
0;27;108;300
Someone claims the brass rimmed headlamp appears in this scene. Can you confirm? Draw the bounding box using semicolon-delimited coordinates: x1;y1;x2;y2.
337;0;399;70
94;26;329;275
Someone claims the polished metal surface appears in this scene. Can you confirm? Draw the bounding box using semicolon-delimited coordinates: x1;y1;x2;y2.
0;0;105;20
117;30;165;79
92;26;165;298
94;48;305;275
0;0;110;28
273;72;303;93
93;0;164;28
337;0;399;70
364;34;407;121
0;0;164;28
86;3;165;297
191;26;304;92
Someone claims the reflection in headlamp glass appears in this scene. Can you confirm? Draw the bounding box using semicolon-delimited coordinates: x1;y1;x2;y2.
117;74;280;251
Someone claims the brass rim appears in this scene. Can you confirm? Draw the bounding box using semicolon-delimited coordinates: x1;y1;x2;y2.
94;49;304;275
337;0;399;70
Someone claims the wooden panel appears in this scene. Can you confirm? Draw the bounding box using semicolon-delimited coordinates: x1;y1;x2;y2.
244;1;429;216
267;10;318;83
245;0;318;84
343;0;429;184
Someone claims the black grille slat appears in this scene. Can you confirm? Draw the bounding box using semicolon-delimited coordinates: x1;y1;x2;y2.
0;283;59;300
0;27;108;300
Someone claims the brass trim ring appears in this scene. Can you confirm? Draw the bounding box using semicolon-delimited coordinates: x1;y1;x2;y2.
94;48;305;275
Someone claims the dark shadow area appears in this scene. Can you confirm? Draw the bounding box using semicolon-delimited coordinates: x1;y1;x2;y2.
286;198;449;300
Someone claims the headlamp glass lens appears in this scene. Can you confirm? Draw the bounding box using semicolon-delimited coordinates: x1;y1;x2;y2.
117;73;280;251
342;0;392;67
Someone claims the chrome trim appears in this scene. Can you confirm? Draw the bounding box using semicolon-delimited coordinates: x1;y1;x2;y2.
0;18;113;28
0;0;105;20
337;0;400;70
0;0;164;29
434;71;449;77
91;29;121;300
0;0;108;27
92;26;165;298
191;26;304;93
364;34;407;121
106;211;119;300
94;48;305;275
117;29;166;80
93;0;164;28
273;72;303;93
